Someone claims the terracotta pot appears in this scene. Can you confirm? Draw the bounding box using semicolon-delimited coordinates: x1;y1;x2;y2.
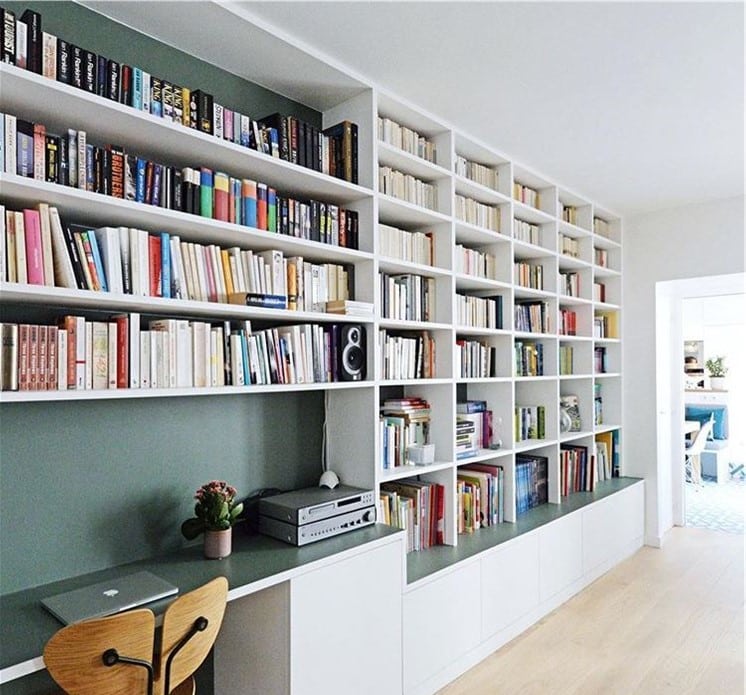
203;528;232;559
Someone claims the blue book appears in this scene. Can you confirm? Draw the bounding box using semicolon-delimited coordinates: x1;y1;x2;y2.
152;163;162;207
240;333;250;385
160;232;171;298
267;187;277;233
135;157;146;202
85;145;95;191
86;230;108;292
243;188;257;228
132;67;143;110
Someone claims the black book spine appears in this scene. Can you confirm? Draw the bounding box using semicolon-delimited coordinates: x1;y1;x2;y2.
56;39;70;83
71;45;83;89
173;169;183;211
311;200;321;242
83;50;96;93
351;123;358;185
1;9;15;64
181;168;193;215
58;132;69;186
193;90;214;134
20;9;41;74
120;64;132;106
63;223;87;290
45;134;60;183
298;121;307;168
188;91;198;130
107;59;120;101
96;54;107;97
312;126;320;172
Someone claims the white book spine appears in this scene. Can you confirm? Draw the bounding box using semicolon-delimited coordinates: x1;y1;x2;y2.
4;114;17;175
56;329;67;390
84;320;93;389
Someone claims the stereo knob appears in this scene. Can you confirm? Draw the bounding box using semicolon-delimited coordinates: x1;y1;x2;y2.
362;510;375;523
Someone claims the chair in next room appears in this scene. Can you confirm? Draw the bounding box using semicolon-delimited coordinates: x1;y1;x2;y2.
685;415;715;486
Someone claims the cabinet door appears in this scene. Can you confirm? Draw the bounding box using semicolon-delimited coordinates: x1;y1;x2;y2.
481;532;539;639
539;512;582;602
583;483;644;574
403;561;481;693
290;539;404;695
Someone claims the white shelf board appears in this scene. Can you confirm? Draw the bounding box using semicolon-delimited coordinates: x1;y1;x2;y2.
378;257;452;278
513;200;555;225
453;274;510;293
558;220;592;238
378;194;451;227
377;141;451;181
379;460;453;483
454;175;511;206
454;220;507;247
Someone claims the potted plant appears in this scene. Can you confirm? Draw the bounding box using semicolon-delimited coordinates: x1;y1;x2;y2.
181;480;243;559
705;356;728;390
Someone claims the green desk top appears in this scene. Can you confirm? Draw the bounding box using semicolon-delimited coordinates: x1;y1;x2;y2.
0;524;402;677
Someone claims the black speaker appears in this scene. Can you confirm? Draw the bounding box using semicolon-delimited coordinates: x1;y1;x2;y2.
338;324;366;381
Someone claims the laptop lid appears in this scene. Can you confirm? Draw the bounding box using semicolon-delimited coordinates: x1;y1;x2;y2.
41;570;178;625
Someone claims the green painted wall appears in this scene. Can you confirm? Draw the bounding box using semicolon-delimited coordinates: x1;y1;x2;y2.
0;0;326;597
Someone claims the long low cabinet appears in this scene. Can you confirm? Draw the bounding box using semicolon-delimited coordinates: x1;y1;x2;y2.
403;479;644;695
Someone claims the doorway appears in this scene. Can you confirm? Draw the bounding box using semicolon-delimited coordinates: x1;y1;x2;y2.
655;273;745;535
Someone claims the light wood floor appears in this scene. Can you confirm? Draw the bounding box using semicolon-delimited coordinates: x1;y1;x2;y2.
438;527;744;695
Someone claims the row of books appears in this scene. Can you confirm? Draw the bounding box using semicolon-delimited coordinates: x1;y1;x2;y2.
515;404;546;442
457;462;505;532
456;400;495;455
561;205;578;225
1;113;360;250
593;217;610;238
456;338;498;379
513;218;540;245
515;340;544;377
454;155;499;191
379;272;435;322
594;247;609;267
513;182;541;209
378;166;437;211
560;270;580;298
1;203;353;313
558;308;577;336
379;480;444;553
593;281;606;303
560;444;596;495
454;194;500;232
559;344;574;375
377;116;437;164
378;329;436;380
514;261;544;290
594;383;603;425
559;233;580;258
594;346;608;374
515;453;549;514
593;312;618;339
0;7;358;182
379;397;431;470
455;293;503;330
454;244;498;281
378;223;433;266
0;315;364;391
514;300;549;334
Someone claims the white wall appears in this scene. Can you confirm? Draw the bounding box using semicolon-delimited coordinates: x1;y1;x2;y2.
623;195;745;545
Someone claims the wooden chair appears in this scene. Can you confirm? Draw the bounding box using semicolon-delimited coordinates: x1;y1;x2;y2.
155;576;229;695
43;608;156;694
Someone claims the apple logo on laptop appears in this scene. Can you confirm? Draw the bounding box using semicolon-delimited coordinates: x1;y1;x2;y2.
103;589;119;598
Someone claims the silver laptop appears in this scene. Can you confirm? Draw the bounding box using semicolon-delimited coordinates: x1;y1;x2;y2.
41;570;178;625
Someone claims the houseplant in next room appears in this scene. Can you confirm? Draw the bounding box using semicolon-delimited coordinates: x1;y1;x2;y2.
705;356;728;390
181;480;243;559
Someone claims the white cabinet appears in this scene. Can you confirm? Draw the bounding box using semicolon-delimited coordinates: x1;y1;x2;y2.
290;539;404;695
403;562;481;692
539;512;583;602
481;533;539;639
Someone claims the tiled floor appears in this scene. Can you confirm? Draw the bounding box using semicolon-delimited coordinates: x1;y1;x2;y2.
685;473;745;534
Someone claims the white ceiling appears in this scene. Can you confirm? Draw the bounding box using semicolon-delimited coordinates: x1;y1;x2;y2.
238;1;745;217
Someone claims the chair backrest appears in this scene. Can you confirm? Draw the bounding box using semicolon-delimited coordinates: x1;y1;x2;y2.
687;417;715;456
156;576;228;695
43;608;156;695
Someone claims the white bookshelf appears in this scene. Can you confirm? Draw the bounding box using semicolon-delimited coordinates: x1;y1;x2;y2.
0;4;636;694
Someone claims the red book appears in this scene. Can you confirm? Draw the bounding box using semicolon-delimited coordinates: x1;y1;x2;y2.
114;315;128;388
257;182;268;230
79;231;102;291
22;209;45;285
149;234;162;297
213;171;229;222
18;324;30;391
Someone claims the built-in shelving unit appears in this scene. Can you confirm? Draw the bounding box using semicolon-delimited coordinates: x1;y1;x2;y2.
0;3;634;694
